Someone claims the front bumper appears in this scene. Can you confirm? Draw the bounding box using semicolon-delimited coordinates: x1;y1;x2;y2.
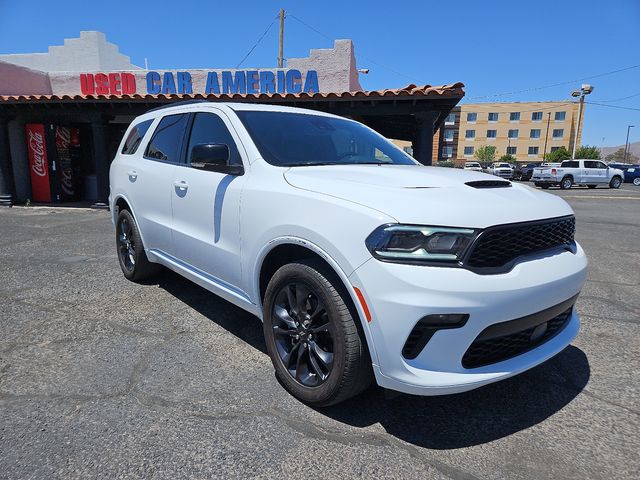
349;243;587;395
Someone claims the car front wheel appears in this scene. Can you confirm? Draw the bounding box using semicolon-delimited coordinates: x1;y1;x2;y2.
115;209;159;282
609;176;622;189
263;259;372;406
634;178;640;186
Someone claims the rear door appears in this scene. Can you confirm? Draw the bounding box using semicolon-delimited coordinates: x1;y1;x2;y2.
170;110;248;290
125;114;189;253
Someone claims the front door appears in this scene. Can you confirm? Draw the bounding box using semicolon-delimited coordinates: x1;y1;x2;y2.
170;110;247;290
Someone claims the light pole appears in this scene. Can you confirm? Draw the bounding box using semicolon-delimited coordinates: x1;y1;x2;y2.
624;125;635;163
571;84;594;159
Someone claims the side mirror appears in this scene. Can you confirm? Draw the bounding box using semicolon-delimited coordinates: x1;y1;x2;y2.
190;143;244;175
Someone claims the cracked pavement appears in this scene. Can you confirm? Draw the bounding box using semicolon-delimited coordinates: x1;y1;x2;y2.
1;184;639;479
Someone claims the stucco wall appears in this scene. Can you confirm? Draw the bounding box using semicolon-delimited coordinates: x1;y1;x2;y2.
0;31;139;72
0;61;52;95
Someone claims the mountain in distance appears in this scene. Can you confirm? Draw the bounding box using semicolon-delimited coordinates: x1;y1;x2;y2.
600;140;640;160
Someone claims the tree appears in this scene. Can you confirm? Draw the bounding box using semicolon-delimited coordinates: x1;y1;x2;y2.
574;145;601;159
474;145;496;164
499;154;516;163
605;148;639;163
544;146;571;162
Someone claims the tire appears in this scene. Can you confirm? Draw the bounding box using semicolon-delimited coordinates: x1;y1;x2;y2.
634;178;640;186
115;209;159;282
262;259;372;406
560;176;573;190
609;176;622;189
587;185;597;189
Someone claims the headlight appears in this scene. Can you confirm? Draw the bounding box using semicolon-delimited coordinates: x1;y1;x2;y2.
365;224;477;265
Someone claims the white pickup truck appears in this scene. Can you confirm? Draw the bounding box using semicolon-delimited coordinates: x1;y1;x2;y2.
532;159;624;190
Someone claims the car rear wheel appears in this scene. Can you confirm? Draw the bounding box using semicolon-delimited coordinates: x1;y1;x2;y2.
634;178;640;186
609;176;622;189
116;209;159;282
262;259;372;406
560;177;573;190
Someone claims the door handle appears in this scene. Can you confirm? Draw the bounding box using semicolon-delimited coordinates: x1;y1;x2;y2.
173;180;189;190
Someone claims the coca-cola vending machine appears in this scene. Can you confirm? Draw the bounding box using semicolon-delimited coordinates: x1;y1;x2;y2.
25;123;83;203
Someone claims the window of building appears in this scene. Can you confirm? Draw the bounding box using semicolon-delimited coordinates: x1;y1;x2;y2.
403;146;413;155
552;128;564;138
465;129;476;139
444;129;455;141
486;129;497;138
532;111;543;121
466;112;477;122
555;111;566;121
530;129;541;139
122;119;153;155
488;112;499;122
507;146;517;155
509;112;520;121
145;114;189;163
463;146;474;156
445;113;456;124
550;146;560;152
528;146;539;155
187;112;242;165
442;146;453;158
508;129;519;139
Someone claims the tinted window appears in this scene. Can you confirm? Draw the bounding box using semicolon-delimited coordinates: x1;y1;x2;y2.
145;114;189;163
187;112;241;165
122;119;153;155
236;111;416;167
596;161;607;169
561;161;579;168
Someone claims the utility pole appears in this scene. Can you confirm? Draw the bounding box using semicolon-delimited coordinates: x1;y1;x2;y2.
570;84;593;159
542;112;551;161
624;125;634;163
278;9;285;68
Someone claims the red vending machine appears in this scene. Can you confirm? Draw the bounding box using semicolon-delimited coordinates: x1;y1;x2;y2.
25;123;53;203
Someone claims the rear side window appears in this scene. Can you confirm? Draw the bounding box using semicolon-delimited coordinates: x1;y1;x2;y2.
561;161;579;168
121;119;153;155
186;112;242;165
145;114;189;163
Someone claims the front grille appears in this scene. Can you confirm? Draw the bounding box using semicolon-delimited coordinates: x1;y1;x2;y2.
462;307;573;369
465;216;575;270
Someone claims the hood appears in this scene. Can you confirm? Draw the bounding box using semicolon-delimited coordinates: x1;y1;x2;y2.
284;165;573;228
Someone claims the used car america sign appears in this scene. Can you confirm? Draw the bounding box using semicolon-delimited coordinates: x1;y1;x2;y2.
79;69;320;96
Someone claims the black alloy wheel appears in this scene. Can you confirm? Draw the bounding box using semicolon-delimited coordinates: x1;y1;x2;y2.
272;282;334;386
115;209;159;282
263;259;372;406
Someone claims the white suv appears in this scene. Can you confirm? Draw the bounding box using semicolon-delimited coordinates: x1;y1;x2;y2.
109;102;588;406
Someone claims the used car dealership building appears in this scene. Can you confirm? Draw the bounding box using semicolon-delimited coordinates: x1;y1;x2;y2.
0;31;465;206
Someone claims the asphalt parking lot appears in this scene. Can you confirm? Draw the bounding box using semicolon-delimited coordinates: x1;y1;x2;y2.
1;183;639;479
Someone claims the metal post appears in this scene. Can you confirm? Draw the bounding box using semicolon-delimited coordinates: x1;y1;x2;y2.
542;112;551;160
0;118;15;206
413;112;436;166
278;9;285;69
572;95;584;159
90;119;110;204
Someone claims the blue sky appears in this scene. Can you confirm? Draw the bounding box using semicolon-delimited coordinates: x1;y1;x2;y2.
1;0;639;147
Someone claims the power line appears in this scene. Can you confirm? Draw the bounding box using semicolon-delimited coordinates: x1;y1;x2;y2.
287;13;415;82
235;15;278;69
584;101;640;112
467;64;640;100
594;92;640;103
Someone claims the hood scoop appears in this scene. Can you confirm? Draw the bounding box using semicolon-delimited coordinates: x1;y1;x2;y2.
465;180;512;189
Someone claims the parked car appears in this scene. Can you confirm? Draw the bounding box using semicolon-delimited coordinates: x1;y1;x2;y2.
464;161;483;172
622;165;640;185
513;163;538;181
487;162;514;179
110;101;587;406
532;159;624;189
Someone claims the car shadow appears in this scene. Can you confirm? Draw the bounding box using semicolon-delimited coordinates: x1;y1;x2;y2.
150;268;590;450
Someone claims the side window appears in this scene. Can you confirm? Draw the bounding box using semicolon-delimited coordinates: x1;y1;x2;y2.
187;112;241;165
596;161;607;169
122;119;153;155
584;161;597;169
145;114;189;163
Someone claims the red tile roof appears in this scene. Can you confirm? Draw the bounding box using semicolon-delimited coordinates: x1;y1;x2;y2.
0;83;464;103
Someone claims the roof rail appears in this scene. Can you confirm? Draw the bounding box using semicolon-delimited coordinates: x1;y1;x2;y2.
146;99;211;113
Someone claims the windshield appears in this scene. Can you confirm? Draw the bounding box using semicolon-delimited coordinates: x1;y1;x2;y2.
236;110;417;167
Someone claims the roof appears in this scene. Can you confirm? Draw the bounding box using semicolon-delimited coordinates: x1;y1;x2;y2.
0;83;464;104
